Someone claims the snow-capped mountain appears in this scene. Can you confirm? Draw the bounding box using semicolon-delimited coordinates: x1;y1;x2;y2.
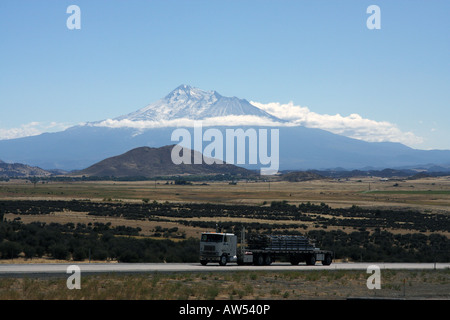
1;84;450;171
110;84;282;124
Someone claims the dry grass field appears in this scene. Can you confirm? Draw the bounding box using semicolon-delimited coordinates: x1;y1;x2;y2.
1;176;449;242
2;176;449;209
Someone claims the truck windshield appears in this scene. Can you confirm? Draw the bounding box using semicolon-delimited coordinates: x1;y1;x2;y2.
201;234;224;242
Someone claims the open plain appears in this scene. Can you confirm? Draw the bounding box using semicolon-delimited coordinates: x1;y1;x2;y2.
1;176;450;240
0;175;449;300
2;176;450;210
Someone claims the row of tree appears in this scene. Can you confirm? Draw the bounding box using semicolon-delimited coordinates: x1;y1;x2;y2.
1;218;448;262
0;220;198;262
1;200;448;233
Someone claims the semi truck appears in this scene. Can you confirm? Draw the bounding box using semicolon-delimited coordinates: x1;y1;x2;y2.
200;229;333;266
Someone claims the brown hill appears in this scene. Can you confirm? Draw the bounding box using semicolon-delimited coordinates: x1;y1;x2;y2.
73;145;253;178
0;162;52;177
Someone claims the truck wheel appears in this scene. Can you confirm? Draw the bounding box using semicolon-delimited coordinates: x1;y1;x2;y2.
219;254;227;266
200;260;208;266
322;254;332;266
264;254;272;266
306;255;316;266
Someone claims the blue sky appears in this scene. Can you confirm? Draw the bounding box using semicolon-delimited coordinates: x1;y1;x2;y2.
0;0;449;149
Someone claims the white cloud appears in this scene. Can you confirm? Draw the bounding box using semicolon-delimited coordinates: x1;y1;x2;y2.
91;115;287;130
0;122;71;140
250;101;424;146
92;102;424;147
3;102;424;148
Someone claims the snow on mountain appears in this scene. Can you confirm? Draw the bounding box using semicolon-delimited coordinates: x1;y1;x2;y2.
3;84;450;172
94;85;284;128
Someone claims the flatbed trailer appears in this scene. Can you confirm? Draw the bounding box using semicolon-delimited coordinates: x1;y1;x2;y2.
238;248;333;266
237;234;333;266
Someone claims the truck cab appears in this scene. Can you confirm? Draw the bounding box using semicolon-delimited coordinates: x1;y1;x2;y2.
199;232;237;266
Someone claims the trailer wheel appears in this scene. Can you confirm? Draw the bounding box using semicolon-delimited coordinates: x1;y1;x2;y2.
200;260;208;266
219;254;227;266
306;254;316;266
254;254;264;266
264;254;272;266
322;254;332;266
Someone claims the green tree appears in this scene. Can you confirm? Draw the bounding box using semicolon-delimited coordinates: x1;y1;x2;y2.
23;245;36;260
72;247;88;261
50;244;70;260
0;241;22;259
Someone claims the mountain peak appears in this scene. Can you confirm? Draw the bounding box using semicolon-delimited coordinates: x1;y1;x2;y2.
173;84;206;93
168;84;194;96
165;84;218;101
114;85;280;123
177;84;191;90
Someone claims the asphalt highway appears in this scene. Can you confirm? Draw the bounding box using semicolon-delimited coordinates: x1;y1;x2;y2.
0;262;449;277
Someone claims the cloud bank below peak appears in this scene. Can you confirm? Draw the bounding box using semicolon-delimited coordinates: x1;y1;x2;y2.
0;107;424;150
91;100;424;148
91;114;287;130
250;101;424;147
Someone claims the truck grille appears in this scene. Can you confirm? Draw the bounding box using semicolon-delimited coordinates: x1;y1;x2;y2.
203;245;216;252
